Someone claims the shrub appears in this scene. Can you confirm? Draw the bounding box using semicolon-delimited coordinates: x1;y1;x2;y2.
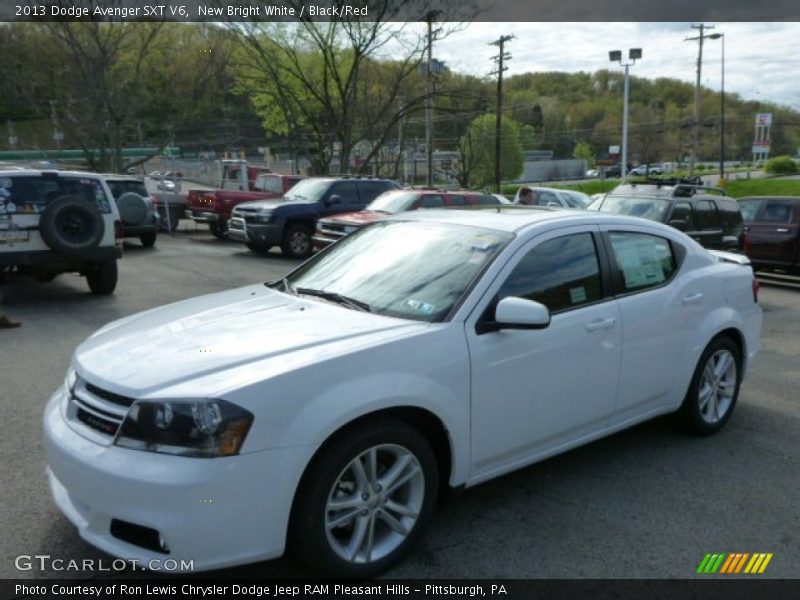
764;155;798;175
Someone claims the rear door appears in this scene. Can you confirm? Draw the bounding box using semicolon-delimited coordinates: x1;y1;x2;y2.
745;198;799;269
686;198;723;249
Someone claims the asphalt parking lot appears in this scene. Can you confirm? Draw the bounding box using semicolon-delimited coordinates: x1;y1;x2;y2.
1;229;798;579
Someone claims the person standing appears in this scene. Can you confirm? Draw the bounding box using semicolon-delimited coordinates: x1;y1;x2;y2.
517;186;535;205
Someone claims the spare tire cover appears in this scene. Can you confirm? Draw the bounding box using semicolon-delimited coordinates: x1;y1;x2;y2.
39;195;105;258
117;192;148;226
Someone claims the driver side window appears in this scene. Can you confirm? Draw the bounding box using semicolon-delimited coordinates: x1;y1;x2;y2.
497;233;603;313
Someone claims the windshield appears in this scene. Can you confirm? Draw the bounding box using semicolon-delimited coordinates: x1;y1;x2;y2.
283;178;332;202
253;175;284;194
597;196;670;222
367;191;420;213
286;221;513;322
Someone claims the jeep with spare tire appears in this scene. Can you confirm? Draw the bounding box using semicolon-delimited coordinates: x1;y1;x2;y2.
102;174;160;247
0;170;122;294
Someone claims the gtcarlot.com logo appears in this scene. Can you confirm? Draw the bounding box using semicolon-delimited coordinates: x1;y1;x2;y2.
697;552;773;574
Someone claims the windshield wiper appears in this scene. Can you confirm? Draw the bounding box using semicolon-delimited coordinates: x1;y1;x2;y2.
295;288;371;312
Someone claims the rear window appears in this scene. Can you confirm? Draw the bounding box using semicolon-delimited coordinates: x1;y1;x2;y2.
106;180;148;199
597;196;670;222
0;175;111;215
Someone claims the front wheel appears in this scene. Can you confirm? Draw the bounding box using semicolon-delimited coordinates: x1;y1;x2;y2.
85;260;118;295
209;220;228;239
281;224;313;259
290;419;438;578
679;336;742;435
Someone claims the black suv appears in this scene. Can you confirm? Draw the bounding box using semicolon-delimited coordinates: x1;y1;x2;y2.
228;176;400;258
590;179;745;251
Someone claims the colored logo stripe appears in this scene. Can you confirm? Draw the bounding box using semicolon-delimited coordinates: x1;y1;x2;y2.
697;553;773;574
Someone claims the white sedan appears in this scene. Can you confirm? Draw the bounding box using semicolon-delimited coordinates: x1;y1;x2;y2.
44;208;762;578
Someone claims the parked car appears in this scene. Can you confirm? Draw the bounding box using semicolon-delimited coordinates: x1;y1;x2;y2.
186;161;302;239
312;188;501;251
228;176;400;258
738;196;800;273
0;169;121;294
513;186;592;208
44;208;761;577
103;174;160;247
589;181;745;251
629;164;664;176
602;163;634;178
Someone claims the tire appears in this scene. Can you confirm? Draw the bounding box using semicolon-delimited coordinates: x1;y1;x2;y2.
679;336;742;435
39;195;105;258
116;192;148;226
246;241;270;254
140;232;157;247
290;419;439;579
209;221;228;239
282;224;313;259
85;260;118;295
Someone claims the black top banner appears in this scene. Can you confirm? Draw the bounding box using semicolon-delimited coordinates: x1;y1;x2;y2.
2;0;800;22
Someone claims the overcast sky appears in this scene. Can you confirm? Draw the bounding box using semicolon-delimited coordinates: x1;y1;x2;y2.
430;22;800;108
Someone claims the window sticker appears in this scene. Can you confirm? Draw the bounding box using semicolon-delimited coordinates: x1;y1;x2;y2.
613;236;666;288
405;299;436;315
569;287;588;304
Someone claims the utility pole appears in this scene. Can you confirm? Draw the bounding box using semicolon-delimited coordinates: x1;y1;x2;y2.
396;96;405;183
490;34;514;193
425;11;441;187
685;23;714;176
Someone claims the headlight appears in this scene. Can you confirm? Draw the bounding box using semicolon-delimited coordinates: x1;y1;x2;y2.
115;399;253;458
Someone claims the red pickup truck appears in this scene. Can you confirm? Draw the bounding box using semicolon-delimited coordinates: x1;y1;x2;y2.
186;160;303;238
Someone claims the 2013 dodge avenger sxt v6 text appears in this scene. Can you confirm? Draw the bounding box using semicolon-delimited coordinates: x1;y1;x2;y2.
44;208;762;578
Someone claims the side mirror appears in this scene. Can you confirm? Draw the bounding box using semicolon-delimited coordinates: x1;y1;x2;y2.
326;195;341;205
668;219;687;231
476;297;551;334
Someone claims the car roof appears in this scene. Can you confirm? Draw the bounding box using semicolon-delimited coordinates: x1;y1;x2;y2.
387;206;678;234
101;173;146;182
739;196;800;201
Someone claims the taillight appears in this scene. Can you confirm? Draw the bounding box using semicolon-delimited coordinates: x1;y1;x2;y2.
752;277;760;303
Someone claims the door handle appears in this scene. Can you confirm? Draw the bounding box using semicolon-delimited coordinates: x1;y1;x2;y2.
682;292;704;305
776;228;789;233
585;317;616;332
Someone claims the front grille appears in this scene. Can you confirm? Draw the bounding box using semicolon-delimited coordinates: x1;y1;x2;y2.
76;407;119;436
66;378;131;441
85;382;135;407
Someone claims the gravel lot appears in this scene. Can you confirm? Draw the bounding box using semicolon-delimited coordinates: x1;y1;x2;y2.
1;229;798;579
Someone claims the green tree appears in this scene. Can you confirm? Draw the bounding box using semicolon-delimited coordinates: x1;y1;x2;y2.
573;141;594;167
459;114;523;188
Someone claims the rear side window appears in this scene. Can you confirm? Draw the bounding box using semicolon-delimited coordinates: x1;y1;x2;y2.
714;198;743;231
498;232;602;313
761;199;795;223
448;195;466;207
670;201;695;230
356;181;393;204
0;175;111;215
608;232;676;293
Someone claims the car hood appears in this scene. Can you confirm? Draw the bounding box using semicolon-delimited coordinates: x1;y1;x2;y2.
321;210;388;226
236;197;315;210
74;284;427;397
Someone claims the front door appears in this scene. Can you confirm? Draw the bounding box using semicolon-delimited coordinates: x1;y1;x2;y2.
466;228;622;481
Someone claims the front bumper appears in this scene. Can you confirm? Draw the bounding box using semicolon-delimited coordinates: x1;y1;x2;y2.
228;218;284;247
43;388;307;571
186;210;220;224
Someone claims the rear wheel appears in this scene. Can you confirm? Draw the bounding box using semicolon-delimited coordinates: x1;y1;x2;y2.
282;224;312;259
85;260;118;295
290;419;438;578
679;336;742;435
140;232;157;247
